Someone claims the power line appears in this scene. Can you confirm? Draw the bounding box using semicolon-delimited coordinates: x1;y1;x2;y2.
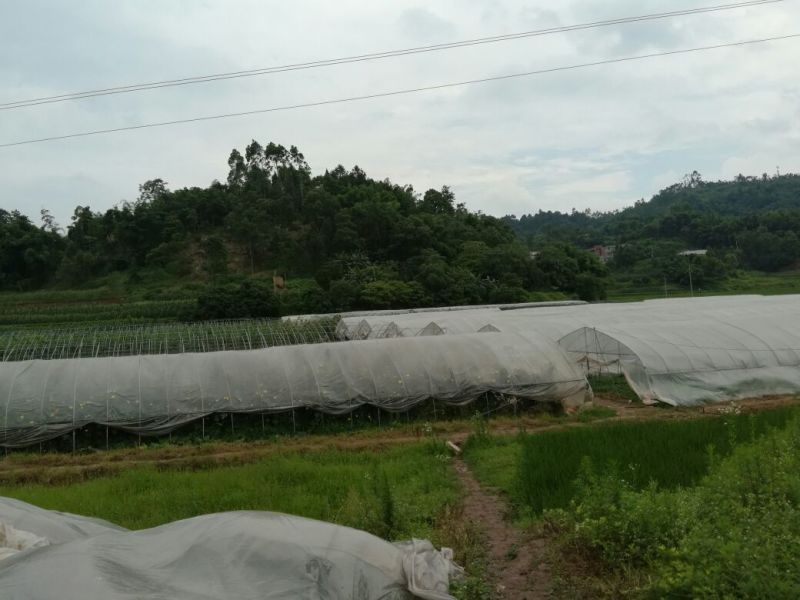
0;0;784;111
1;33;797;149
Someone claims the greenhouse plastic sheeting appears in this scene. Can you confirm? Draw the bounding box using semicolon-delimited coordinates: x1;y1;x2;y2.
0;497;124;545
558;315;800;406
337;294;800;342
285;300;585;324
0;498;461;600
334;295;800;406
0;332;590;447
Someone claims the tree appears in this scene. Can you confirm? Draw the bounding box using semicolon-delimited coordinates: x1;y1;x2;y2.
138;179;169;204
193;279;280;320
40;209;60;233
738;229;800;271
419;186;455;214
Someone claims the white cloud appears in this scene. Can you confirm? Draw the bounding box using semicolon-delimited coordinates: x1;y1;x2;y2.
1;0;799;226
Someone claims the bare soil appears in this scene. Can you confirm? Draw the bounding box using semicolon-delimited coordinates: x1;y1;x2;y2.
454;456;554;599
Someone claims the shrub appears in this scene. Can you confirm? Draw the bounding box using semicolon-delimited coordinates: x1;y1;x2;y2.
360;279;429;310
192;278;280;320
575;273;608;301
651;419;800;598
566;460;695;567
550;416;800;598
278;278;331;315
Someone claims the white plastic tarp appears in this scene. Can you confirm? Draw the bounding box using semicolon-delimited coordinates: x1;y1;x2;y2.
0;498;460;600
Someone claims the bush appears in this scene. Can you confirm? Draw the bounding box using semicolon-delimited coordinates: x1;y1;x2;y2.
575;273;608;301
360;279;429;309
278;278;332;315
551;416;800;598
651;419;800;598
566;460;695;567
487;283;529;303
192;278;280;320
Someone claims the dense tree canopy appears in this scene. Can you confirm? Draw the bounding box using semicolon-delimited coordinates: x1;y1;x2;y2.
0;141;608;310
504;172;800;288
4;148;796;310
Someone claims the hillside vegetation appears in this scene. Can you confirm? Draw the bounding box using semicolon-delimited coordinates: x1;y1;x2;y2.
2;149;799;323
1;141;608;320
504;171;800;294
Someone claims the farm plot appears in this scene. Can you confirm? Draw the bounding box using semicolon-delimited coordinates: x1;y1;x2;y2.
0;442;457;537
464;403;800;516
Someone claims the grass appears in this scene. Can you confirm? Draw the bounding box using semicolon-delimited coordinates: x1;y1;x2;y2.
576;405;618;421
5;266;797;328
588;375;640;404
0;437;494;598
465;404;800;517
0;271;201;328
0;442;456;538
607;268;800;302
550;414;800;598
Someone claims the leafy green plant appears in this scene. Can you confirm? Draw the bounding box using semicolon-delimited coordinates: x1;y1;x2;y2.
516;407;800;514
540;415;800;597
588;375;640;404
193;278;280;320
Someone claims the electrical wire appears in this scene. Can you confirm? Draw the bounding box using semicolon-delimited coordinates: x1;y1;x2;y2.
0;0;784;111
1;33;797;148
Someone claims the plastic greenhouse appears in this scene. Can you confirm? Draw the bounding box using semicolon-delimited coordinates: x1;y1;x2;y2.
559;316;800;406
1;294;799;448
0;331;590;448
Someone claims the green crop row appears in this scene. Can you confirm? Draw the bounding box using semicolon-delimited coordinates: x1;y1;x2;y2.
0;299;195;326
0;317;339;360
464;405;800;517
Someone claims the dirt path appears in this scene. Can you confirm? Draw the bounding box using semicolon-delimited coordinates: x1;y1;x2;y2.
454;456;552;599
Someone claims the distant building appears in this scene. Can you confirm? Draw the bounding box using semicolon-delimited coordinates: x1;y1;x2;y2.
589;245;615;263
529;251;540;259
677;249;708;257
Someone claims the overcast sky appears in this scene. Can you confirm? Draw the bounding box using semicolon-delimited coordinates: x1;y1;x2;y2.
2;0;799;227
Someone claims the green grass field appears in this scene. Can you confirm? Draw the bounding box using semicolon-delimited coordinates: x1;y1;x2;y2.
607;269;800;302
464;405;800;516
0;442;456;539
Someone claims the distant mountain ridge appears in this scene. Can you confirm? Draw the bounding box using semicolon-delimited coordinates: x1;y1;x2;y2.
503;172;800;247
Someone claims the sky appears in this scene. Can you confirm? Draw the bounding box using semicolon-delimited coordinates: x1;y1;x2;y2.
1;0;799;228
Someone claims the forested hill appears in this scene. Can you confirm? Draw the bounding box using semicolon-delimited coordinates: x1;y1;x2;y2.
504;171;800;243
4;149;798;316
503;171;800;276
0;140;609;315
